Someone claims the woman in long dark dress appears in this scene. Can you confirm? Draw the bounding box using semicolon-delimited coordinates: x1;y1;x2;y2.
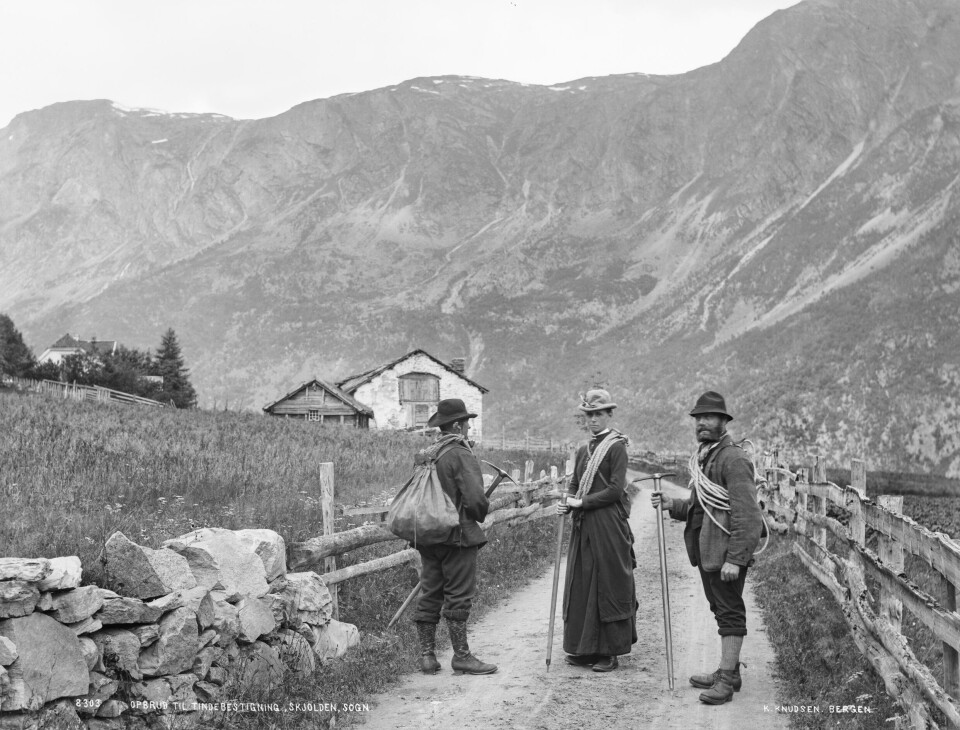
557;389;638;672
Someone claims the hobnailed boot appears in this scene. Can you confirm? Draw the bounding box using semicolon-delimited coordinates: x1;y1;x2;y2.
689;663;742;692
416;621;441;674
698;669;738;705
446;618;497;675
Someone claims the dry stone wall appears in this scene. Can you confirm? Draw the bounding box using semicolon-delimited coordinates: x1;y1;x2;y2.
0;528;360;729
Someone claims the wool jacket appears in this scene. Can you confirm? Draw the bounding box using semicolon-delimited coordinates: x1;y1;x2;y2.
434;439;489;548
668;434;763;571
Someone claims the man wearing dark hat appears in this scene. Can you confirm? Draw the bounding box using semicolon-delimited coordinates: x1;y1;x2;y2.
651;391;763;704
557;389;637;673
412;398;497;676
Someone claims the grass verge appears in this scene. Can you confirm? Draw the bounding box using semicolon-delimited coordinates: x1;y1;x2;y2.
750;533;903;729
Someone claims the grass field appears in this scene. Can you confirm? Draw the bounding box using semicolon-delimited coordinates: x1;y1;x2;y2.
1;385;568;728
0;387;562;584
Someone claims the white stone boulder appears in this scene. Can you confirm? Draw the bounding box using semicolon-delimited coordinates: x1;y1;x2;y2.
78;637;100;671
90;629;142;681
281;572;333;626
0;559;50;583
48;585;104;624
236;641;284;692
104;532;197;599
276;629;315;675
208;592;240;646
236;597;276;644
311;619;360;661
0;582;39;619
147;586;214;629
36;556;82;591
0;636;17;666
0;612;89;711
65;617;103;636
138;607;199;677
162;528;268;601
95;597;162;625
235;529;287;581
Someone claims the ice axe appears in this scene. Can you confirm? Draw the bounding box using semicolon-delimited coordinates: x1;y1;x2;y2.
386;460;518;630
633;472;677;689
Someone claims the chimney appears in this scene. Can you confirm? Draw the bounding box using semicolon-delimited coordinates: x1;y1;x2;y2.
449;357;466;374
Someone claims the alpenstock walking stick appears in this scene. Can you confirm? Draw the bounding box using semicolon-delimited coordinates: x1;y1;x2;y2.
546;492;567;671
633;472;677;689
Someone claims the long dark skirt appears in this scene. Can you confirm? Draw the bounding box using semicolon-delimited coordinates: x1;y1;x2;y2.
562;510;638;656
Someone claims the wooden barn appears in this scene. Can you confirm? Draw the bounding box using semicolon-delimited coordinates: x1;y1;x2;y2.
262;379;373;427
336;349;488;441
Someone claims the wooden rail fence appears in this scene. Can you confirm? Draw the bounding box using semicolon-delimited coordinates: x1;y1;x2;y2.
756;454;960;729
3;375;166;408
636;444;960;728
287;457;571;613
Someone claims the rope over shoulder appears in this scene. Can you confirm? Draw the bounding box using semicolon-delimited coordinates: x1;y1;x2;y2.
688;439;770;556
574;429;628;501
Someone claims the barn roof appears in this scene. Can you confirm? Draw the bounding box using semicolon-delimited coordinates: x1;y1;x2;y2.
47;333;118;355
262;378;374;415
336;349;489;394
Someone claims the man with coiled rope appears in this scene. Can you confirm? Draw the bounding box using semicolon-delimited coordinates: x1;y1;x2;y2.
651;391;764;705
556;389;638;673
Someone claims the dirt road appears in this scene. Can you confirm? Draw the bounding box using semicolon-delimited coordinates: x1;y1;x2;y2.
357;473;787;730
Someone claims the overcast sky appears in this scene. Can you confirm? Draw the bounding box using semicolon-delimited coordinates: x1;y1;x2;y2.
1;0;799;129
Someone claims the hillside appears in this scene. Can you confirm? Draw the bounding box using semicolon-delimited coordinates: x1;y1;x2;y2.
1;0;959;475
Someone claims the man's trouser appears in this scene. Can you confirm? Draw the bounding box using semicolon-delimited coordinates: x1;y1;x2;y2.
413;544;478;623
698;564;748;637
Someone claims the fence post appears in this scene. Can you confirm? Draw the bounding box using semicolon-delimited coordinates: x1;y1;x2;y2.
319;462;339;620
793;449;808;540
524;460;534;483
876;494;904;633
848;459;867;549
501;426;505;450
943;573;960;720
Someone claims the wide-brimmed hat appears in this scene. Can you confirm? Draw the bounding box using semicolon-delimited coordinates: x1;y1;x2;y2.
427;398;477;428
689;391;733;421
578;389;617;413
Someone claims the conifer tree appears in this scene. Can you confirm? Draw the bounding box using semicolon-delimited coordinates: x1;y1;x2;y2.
154;328;198;408
0;314;37;378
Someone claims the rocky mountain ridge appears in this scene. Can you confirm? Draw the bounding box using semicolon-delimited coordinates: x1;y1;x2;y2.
1;0;959;476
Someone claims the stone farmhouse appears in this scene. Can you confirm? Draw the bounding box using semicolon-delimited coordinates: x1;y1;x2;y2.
337;350;488;439
263;349;488;441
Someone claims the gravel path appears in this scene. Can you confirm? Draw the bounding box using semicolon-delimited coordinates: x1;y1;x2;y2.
356;472;788;730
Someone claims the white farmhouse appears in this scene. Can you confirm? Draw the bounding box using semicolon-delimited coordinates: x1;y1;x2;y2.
336;349;488;441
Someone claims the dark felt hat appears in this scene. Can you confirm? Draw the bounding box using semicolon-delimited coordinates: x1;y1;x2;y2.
688;391;734;420
427;398;477;428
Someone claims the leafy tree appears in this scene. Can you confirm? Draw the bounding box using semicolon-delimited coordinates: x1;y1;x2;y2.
0;314;37;377
153;328;197;408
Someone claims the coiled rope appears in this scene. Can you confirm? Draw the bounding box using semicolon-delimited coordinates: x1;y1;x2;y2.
688;439;770;556
574;430;627;501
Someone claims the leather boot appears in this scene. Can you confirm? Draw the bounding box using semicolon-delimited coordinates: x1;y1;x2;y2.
689;663;742;692
698;669;738;705
446;618;497;675
416;621;441;674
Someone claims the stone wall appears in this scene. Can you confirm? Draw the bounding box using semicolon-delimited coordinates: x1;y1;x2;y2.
0;527;360;729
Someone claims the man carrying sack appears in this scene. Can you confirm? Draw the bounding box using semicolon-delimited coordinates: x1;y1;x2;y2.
651;391;763;704
412;398;498;676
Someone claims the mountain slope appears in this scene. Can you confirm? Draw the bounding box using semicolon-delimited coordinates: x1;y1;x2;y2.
1;0;959;475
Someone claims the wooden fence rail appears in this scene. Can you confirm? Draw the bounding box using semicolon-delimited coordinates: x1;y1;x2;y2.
757;454;960;729
3;375;166;408
289;457;572;592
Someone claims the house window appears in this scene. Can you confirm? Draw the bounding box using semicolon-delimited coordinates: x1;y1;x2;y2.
307;410;321;422
399;373;440;402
